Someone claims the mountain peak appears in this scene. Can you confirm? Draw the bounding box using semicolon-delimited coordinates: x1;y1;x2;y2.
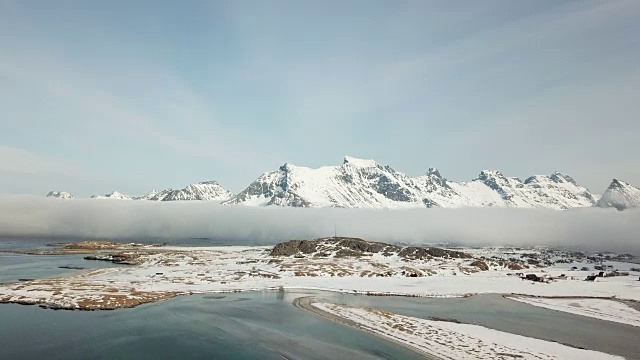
610;179;628;188
91;191;132;200
198;180;220;185
597;179;640;210
343;156;378;168
426;167;442;178
279;163;298;172
477;169;504;180
550;172;577;185
46;191;74;199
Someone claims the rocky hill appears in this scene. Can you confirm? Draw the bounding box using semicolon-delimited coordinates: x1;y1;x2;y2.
270;237;471;260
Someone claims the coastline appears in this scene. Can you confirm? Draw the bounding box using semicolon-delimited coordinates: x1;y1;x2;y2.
292;296;441;360
1;240;639;317
293;297;625;360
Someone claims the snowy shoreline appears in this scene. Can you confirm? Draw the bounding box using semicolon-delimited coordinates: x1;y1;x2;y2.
1;240;639;315
301;298;624;360
505;295;640;327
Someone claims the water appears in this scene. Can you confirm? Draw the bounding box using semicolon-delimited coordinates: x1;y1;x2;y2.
0;236;270;249
320;293;640;359
1;238;639;359
0;292;424;360
0;253;124;284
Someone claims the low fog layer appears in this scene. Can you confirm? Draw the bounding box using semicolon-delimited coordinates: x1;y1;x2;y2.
1;195;639;254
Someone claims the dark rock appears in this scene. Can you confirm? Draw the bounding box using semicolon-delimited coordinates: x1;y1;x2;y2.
84;254;135;265
270;240;318;256
335;249;363;258
398;246;470;260
269;236;471;260
470;260;489;271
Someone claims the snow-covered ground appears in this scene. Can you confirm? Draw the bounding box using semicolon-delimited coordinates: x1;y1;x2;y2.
311;302;623;360
508;296;640;327
1;243;638;312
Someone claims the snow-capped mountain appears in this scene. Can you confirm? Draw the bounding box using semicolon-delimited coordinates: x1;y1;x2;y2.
140;181;233;201
91;191;132;200
224;156;597;210
77;181;232;202
46;191;74;199
596;179;640;210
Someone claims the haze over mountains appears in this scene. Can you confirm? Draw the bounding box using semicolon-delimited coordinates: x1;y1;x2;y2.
46;156;639;210
596;179;640;211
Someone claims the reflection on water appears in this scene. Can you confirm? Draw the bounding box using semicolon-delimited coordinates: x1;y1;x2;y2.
1;290;638;360
0;291;424;360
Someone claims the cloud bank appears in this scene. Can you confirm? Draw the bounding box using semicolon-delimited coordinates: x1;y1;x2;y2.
1;195;638;254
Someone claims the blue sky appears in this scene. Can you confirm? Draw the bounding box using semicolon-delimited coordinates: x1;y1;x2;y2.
1;0;639;196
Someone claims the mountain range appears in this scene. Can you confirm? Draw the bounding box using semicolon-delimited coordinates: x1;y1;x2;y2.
46;156;639;210
49;181;233;202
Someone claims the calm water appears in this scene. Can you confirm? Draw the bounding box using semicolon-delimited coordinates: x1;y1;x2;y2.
322;293;640;359
0;253;123;284
0;292;425;360
1;238;639;359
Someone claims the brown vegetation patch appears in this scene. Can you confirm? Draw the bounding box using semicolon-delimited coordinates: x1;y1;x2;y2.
470;260;489;271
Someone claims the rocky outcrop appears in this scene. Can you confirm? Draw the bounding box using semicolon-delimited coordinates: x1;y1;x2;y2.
270;240;320;256
398;246;470;260
470;260;489;271
270;237;471;260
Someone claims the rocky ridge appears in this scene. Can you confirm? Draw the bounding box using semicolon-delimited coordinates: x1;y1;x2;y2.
226;156;598;210
44;156;639;210
60;181;233;202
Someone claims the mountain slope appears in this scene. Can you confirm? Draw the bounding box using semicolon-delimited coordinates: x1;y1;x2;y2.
141;181;233;201
46;191;74;199
80;181;232;202
225;156;597;210
596;179;640;210
91;191;132;200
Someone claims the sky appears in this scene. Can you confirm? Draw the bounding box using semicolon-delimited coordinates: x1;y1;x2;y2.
1;0;639;197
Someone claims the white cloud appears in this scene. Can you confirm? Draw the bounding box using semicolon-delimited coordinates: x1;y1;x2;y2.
1;196;639;254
